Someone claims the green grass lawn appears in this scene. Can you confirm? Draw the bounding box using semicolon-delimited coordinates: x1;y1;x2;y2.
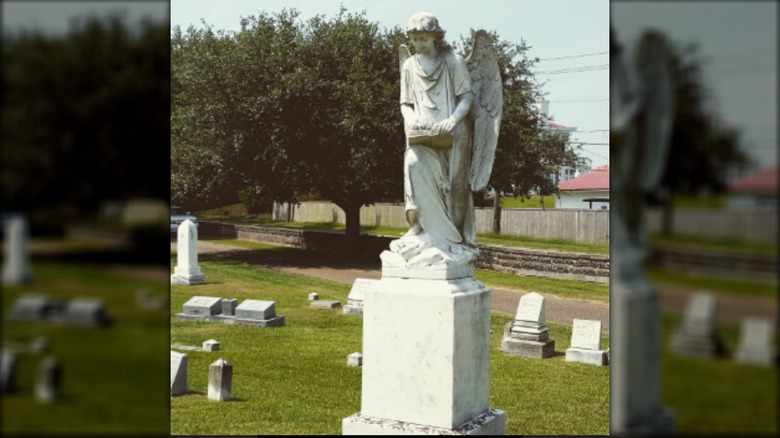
1;260;169;435
649;232;778;257
198;237;610;303
646;267;778;300
499;195;557;209
659;314;778;435
170;256;609;435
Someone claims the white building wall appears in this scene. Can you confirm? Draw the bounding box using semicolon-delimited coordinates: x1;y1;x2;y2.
557;190;610;210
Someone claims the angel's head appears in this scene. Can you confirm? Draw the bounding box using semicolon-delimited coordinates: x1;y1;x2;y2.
406;12;451;53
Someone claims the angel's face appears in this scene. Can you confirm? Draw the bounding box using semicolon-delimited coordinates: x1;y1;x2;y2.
410;32;436;56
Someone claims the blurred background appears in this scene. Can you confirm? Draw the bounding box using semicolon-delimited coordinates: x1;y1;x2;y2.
612;0;777;435
1;1;170;436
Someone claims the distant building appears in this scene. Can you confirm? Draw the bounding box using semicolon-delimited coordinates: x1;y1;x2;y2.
726;164;777;210
557;165;609;210
538;99;590;185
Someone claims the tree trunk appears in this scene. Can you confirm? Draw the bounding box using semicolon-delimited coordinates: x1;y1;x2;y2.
661;192;674;236
492;191;501;234
341;202;362;255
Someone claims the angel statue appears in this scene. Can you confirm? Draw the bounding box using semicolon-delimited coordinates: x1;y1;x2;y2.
611;28;675;285
380;12;502;277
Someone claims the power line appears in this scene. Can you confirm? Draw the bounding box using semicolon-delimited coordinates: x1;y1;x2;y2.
549;99;609;103
537;51;609;61
535;64;609;75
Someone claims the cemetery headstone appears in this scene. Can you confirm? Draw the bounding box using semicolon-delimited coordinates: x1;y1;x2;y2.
310;300;341;309
2;215;34;285
308;292;319;301
565;319;608;366
208;358;232;401
29;336;49;353
344;278;380;316
347;352;363;367
171;219;206;285
182;296;222;316
671;292;725;358
501;292;555;359
7;294;64;322
202;339;220;352
61;298;111;326
221;298;238;316
170;351;188;396
233;299;285;327
735;317;776;366
34;356;61;403
1;349;17;393
136;289;168;311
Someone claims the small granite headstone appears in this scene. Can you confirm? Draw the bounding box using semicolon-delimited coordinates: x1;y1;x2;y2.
35;356;61;403
347;352;363;367
170;351;188;396
29;336;49;353
1;349;17;393
501;292;555;359
183;296;223;316
344;278;380;316
203;339;220;352
308;292;319;301
61;298;111;326
735;317;776;366
565;319;608;366
221;298;238;316
310;300;341;309
208;358;232;401
7;294;64;322
671;292;725;358
136;289;168;311
235;300;276;320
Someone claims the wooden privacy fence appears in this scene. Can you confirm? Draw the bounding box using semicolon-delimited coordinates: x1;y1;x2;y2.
272;202;610;244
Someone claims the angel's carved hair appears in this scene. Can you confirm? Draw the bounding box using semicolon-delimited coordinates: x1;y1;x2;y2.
406;12;451;52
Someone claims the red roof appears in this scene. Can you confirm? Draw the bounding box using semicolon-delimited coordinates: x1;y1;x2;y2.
728;165;778;194
559;165;609;191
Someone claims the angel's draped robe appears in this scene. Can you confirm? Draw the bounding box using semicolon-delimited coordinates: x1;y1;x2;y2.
400;49;477;249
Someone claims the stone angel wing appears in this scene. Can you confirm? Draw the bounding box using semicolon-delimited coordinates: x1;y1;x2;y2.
634;32;675;192
466;30;503;193
399;44;411;78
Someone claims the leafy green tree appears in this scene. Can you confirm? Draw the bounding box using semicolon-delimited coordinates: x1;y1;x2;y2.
458;32;578;233
628;33;752;234
3;16;170;218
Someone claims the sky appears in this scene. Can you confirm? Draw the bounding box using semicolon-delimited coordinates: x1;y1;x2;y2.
612;1;777;170
1;1;169;34
169;0;611;168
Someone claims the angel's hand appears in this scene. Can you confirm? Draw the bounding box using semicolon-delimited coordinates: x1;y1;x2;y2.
433;117;457;134
405;117;425;131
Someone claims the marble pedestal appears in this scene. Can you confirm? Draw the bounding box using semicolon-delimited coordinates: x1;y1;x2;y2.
610;271;675;434
343;275;505;435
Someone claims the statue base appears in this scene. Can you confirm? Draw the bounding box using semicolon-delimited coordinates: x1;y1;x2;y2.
343;409;506;435
343;275;503;434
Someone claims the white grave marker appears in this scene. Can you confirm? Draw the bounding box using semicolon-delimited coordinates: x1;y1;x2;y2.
2;215;33;285
171;220;205;285
235;300;276;320
735;317;776;366
565;319;608;366
170;351;188;396
182;296;222;316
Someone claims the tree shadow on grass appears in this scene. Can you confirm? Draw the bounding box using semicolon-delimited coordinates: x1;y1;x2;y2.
199;245;382;273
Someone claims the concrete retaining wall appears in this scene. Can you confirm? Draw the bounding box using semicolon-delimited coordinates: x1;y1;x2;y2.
199;221;610;284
